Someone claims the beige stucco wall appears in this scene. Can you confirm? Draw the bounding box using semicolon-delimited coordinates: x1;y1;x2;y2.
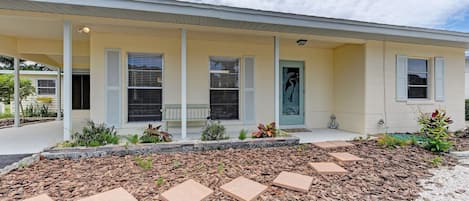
89;31;336;134
333;44;366;133
364;41;466;134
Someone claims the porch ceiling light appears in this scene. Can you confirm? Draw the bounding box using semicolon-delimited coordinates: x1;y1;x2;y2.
78;26;91;34
296;39;308;46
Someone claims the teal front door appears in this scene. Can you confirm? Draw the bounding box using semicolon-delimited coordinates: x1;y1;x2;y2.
280;60;304;125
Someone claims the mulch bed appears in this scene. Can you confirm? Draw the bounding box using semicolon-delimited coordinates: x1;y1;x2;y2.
0;140;458;201
452;137;469;151
0;118;55;129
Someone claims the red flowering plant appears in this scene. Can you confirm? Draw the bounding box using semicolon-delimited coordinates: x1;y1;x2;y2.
418;109;453;152
252;122;277;138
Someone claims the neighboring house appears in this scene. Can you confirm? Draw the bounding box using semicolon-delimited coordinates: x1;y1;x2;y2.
0;0;468;140
0;70;62;114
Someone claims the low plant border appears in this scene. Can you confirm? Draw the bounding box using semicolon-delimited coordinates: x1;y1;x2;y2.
41;136;300;160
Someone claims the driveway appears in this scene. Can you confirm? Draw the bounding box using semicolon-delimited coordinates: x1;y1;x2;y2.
0;121;63;155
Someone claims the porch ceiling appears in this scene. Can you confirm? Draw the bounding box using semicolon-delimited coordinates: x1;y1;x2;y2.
1;0;469;48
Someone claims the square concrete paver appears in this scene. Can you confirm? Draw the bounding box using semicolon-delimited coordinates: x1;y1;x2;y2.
160;179;213;201
313;141;354;149
220;176;268;201
328;152;363;162
272;171;313;193
78;187;137;201
309;162;348;174
23;194;54;201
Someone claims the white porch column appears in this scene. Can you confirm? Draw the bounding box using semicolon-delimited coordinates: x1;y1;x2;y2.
181;29;187;139
274;36;280;129
56;68;61;121
63;21;72;140
13;57;20;127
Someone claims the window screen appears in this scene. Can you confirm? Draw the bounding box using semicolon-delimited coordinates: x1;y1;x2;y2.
407;58;428;99
37;79;56;95
128;53;163;121
209;57;239;120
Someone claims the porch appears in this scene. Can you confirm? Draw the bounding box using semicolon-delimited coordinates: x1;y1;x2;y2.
0;8;369;142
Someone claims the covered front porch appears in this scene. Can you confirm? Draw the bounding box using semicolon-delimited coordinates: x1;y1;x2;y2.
0;7;370;143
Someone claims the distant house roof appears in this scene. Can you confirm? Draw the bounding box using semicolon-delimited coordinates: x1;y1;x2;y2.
2;0;469;48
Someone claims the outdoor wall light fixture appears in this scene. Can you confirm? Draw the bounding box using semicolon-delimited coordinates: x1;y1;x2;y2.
296;39;308;46
78;26;91;34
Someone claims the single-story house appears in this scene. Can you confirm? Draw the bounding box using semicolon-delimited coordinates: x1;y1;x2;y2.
0;0;468;140
465;53;469;99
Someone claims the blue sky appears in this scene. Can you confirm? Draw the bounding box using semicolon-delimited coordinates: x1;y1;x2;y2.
182;0;469;33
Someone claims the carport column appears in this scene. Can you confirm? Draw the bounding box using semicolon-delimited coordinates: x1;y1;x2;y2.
274;36;280;129
181;29;187;139
13;57;20;127
56;68;61;121
63;21;72;140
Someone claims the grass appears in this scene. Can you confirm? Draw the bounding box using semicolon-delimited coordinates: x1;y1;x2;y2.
0;104;12;119
238;129;247;140
134;156;153;170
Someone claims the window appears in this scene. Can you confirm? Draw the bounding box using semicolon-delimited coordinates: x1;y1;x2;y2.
37;79;56;95
407;58;429;99
209;56;239;120
127;53;163;122
72;75;90;110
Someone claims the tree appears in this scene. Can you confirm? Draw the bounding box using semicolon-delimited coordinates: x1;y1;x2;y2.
0;74;35;117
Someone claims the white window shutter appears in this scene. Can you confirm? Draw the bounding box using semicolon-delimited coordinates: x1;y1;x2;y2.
105;49;121;127
396;55;408;101
243;56;255;123
434;57;445;101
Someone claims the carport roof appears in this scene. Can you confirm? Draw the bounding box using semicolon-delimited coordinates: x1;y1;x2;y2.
1;0;469;48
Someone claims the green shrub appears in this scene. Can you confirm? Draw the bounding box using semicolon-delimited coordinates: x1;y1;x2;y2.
125;134;139;144
238;129;247;140
429;156;443;167
418;109;453;152
201;120;228;141
139;124;172;143
377;134;411;148
465;99;469;120
155;177;164;187
72;121;119;147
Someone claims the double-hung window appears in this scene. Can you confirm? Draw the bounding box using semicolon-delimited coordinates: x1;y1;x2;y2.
37;79;56;95
209;57;240;120
127;53;163;122
407;58;429;99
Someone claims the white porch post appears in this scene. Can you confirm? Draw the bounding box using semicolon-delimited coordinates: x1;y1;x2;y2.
13;57;20;127
181;29;187;139
63;21;72;140
56;68;61;121
274;36;280;129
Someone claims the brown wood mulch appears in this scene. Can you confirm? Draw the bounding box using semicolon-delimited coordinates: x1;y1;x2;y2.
0;140;458;201
452;137;469;151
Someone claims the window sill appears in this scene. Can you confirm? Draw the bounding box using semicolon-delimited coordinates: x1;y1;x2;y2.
406;100;435;105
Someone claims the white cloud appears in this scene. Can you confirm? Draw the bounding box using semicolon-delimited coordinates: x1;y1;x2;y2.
180;0;469;29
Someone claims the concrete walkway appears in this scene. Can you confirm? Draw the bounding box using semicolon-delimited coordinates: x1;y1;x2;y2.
291;129;365;144
0;121;63;154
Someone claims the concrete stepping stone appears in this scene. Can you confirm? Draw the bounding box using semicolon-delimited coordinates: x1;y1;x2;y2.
328;152;363;162
160;179;213;201
309;162;348;174
272;171;313;193
313;141;354;149
220;176;268;201
23;194;54;201
78;187;137;201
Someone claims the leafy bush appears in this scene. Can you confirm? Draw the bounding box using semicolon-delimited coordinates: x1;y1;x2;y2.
36;96;53;104
251;122;277;138
126;134;139;144
418;109;453;152
72;121;119;147
238;129;247;140
201;120;228;141
139;124;172;143
377;134;412;148
465;99;469;121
